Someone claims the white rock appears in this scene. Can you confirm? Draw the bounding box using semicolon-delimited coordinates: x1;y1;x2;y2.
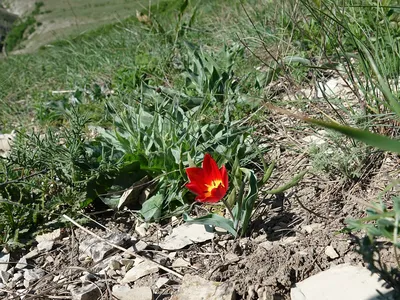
24;268;44;284
133;240;148;251
12;272;23;282
112;285;153;300
225;253;239;262
168;252;177;259
0;283;5;296
155;277;169;289
0;133;14;157
172;258;191;268
37;240;54;252
301;223;324;234
0;253;10;272
16;257;28;270
0;271;10;284
36;229;63;243
172;274;235;300
291;264;394;300
135;223;148;237
24;249;39;259
121;260;159;283
159;224;214;250
324;246;339;259
70;283;101;300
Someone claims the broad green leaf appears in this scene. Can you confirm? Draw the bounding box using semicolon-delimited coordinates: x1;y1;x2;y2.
141;193;163;222
239;168;258;236
183;212;237;237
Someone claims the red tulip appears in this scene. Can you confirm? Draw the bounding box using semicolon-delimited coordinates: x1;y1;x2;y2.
185;153;229;203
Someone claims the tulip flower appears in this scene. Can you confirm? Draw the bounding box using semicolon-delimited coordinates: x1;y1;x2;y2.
185;153;229;203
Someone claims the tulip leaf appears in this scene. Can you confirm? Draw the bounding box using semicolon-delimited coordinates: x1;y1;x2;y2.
266;170;307;194
141;193;163;222
238;168;258;236
183;212;237;237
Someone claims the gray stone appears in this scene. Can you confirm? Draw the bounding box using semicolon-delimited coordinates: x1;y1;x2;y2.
155;277;169;289
37;240;54;252
112;285;153;300
0;283;5;296
0;253;10;272
135;223;148;237
324;245;339;259
16;257;28;269
121;260;159;283
36;229;63;243
133;240;148;251
159;224;214;250
291;264;394;300
0;271;10;284
120;258;134;269
70;283;101;300
24;249;39;260
109;259;122;270
79;232;129;263
171;274;235;300
23;268;45;284
301;223;324;234
172;257;190;268
12;271;23;282
225;253;239;263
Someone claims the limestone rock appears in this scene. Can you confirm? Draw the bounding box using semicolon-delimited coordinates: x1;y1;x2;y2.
112;285;153;300
291;264;394;300
171;274;235;300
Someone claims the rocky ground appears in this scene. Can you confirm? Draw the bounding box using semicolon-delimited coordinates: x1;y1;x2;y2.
0;77;398;300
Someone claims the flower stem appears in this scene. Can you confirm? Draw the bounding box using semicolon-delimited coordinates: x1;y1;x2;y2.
222;199;235;222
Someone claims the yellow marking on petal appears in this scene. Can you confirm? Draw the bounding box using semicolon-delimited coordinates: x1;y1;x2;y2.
204;179;224;197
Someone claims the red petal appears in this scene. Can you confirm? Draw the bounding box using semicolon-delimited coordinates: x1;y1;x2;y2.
202;153;221;182
185;167;207;185
220;165;228;190
185;182;205;196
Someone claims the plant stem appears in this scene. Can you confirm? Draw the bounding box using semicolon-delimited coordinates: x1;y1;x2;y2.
235;180;245;232
222;199;235;222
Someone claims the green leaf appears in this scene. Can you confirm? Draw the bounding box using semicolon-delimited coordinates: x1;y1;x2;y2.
267;170;307;194
258;161;275;188
239;168;258;236
141;193;163;222
304;118;400;154
183;212;237;237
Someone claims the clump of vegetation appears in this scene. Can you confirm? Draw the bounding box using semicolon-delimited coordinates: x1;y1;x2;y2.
4;1;44;52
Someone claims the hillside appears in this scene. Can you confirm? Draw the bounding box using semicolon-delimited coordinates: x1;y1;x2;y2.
0;1;399;299
1;0;149;53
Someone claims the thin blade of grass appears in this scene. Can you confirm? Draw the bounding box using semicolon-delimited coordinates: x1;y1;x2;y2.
305;118;400;154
